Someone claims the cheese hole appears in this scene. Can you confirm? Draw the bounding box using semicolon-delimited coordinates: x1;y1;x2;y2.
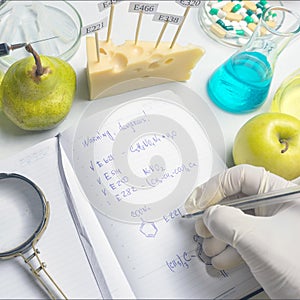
99;48;107;55
149;62;160;69
111;53;128;72
130;45;144;55
148;55;163;69
164;58;174;64
149;54;163;63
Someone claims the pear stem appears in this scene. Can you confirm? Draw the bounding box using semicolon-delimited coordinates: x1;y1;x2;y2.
280;138;289;154
25;44;44;76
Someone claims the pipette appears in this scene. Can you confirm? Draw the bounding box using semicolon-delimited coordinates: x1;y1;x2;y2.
182;185;300;219
0;36;58;57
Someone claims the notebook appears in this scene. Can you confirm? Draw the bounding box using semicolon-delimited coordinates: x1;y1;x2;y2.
0;83;262;299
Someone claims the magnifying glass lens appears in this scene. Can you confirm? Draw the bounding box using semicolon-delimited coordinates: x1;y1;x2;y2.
0;176;44;255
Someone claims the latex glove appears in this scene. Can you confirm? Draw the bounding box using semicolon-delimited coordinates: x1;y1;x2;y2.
185;164;300;299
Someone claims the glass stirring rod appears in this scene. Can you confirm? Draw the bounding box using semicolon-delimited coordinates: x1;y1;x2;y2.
182;185;300;219
0;36;58;57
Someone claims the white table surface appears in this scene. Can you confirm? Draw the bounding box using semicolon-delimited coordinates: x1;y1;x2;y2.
0;0;299;164
1;1;299;165
0;1;299;298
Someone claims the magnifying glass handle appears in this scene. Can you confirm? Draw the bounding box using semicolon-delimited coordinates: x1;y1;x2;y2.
21;202;67;300
21;246;68;300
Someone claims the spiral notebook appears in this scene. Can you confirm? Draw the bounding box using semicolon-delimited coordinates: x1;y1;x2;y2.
0;83;262;299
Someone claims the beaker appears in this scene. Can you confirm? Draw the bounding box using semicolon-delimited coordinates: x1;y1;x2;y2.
271;68;300;120
207;6;300;114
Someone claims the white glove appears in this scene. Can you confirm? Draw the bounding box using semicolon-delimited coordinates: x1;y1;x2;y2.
185;164;300;299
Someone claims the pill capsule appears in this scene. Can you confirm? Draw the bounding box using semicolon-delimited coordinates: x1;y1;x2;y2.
252;14;259;23
256;8;263;15
247;22;257;32
217;10;227;18
231;20;241;29
256;2;264;10
239;8;248;18
216;19;227;29
210;23;227;38
239;20;248;28
222;2;235;12
225;25;234;31
243;1;257;11
231;3;241;12
243;26;254;36
226;12;243;22
246;9;254;16
244;15;254;24
236;29;245;35
209;8;218;15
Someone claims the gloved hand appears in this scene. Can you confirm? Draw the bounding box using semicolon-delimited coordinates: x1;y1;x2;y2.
185;164;300;299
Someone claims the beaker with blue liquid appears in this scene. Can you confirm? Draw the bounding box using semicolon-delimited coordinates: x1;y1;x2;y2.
207;6;300;114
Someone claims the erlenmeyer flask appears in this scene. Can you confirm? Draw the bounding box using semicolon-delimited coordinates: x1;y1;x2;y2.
207;6;300;114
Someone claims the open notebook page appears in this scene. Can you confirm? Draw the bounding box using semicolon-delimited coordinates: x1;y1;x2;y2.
0;138;103;299
61;83;262;298
57;136;136;299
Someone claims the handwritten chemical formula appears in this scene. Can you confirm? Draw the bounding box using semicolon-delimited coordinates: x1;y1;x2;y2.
73;91;216;223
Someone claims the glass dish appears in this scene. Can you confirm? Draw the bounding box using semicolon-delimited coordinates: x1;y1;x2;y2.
0;1;82;68
198;0;284;47
0;0;7;8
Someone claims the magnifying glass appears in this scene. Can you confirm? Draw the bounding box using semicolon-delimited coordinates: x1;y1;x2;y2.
0;173;67;299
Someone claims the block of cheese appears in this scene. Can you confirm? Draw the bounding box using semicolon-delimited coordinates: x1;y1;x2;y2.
86;37;205;99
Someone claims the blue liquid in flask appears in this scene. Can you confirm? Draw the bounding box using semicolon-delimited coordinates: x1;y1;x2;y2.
207;51;272;113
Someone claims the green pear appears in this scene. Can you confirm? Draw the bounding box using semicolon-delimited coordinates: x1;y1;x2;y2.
0;69;4;110
1;44;76;130
0;69;3;83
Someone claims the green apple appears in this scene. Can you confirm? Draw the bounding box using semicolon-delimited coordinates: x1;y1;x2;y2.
1;44;76;131
232;112;300;180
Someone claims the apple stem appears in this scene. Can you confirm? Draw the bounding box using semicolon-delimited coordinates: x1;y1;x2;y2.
280;139;289;154
25;44;44;76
